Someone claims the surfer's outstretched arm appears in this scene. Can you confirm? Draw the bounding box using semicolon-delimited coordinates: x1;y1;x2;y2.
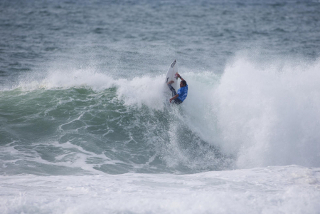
176;73;185;81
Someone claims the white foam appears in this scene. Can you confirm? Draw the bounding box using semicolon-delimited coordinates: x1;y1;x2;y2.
0;166;319;214
115;75;167;110
214;56;320;168
162;56;320;170
13;66;169;110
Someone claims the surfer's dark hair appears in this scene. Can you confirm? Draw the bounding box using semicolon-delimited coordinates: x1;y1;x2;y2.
181;80;187;86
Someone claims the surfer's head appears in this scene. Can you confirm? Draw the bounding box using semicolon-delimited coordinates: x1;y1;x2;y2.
180;80;187;87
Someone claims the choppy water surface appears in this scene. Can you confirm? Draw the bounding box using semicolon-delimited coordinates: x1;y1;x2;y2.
1;0;320;213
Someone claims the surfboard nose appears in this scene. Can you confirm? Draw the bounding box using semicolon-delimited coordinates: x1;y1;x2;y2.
170;60;176;68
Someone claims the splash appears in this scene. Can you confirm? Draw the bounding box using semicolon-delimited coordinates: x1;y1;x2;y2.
215;56;320;168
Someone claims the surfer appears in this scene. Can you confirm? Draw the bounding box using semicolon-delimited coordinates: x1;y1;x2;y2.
167;72;188;104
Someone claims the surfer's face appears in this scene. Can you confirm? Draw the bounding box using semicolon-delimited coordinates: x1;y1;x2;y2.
180;82;185;87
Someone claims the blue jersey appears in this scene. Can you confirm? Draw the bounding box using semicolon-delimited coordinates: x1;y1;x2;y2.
177;85;188;102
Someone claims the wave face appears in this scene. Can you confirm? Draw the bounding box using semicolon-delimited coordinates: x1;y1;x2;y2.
1;56;320;175
0;67;230;175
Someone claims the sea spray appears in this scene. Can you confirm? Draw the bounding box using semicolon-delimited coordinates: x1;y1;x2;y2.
215;56;320;168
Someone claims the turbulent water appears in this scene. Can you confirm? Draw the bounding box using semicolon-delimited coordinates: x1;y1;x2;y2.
1;0;320;213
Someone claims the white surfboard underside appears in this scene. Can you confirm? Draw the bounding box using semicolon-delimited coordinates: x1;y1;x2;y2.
165;60;178;91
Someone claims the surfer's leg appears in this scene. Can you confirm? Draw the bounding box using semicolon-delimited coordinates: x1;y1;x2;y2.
172;98;182;105
167;84;177;97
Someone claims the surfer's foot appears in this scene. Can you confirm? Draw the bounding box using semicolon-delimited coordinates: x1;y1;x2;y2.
167;80;174;85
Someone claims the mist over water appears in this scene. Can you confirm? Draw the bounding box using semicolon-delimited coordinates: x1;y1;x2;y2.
1;0;320;213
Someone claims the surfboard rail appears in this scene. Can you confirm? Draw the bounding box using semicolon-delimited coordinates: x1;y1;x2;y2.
166;60;178;91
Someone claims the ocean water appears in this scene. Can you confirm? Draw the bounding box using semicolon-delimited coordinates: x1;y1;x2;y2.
1;0;320;213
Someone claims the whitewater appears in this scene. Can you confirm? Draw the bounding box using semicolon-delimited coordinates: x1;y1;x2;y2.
1;56;320;213
1;0;320;213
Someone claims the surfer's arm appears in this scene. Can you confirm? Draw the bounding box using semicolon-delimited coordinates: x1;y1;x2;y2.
170;94;179;103
176;73;185;81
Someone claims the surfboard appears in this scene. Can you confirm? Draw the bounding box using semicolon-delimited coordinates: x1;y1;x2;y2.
165;60;178;91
